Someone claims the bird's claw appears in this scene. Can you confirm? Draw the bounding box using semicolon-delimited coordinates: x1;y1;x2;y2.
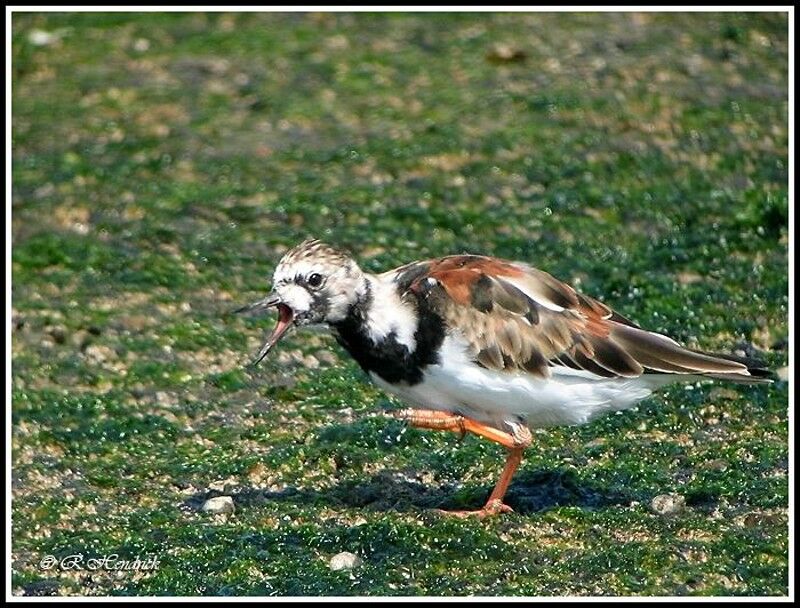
434;500;515;519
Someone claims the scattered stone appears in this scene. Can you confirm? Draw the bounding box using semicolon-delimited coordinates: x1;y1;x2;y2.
651;493;686;516
119;315;151;332
677;271;703;285
486;43;527;63
329;551;362;571
34;183;56;199
159;411;180;424
776;367;789;381
303;354;320;369
708;387;739;401
276;351;294;365
743;511;784;527
270;374;297;389
53;204;91;235
337;407;354;423
71;329;92;350
276;349;306;366
315;350;338;366
247;462;269;485
84;344;116;365
132;375;151;394
201;496;235;514
208;478;235;492
28;29;59;46
45;325;67;344
40;337;55;349
701;459;729;472
155;391;178;407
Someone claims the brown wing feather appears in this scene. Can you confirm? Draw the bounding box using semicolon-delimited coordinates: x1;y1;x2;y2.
397;255;764;383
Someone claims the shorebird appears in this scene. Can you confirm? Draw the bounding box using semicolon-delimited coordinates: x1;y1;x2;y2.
237;239;771;518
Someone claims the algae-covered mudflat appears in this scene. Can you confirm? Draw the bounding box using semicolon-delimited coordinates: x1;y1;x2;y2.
11;12;788;596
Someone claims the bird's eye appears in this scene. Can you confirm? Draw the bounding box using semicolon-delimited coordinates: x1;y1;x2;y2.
307;273;323;288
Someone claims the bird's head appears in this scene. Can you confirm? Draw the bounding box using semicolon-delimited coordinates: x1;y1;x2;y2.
236;239;366;365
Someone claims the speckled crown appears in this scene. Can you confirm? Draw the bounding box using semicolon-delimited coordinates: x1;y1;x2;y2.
280;238;353;266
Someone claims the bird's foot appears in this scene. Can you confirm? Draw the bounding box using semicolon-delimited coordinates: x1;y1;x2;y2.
434;499;514;519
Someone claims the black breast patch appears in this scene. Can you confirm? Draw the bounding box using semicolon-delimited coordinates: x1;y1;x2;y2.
332;283;445;385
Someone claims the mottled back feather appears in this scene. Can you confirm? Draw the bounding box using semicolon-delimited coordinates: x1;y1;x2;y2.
389;255;766;383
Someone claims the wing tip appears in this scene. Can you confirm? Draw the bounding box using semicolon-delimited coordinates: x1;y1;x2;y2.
689;348;776;383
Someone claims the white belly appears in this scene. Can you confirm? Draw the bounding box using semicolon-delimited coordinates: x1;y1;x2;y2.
370;335;678;430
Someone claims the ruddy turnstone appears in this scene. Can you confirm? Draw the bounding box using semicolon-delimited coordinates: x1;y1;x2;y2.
237;239;771;518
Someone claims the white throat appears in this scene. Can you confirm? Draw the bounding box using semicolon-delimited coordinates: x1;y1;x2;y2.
361;274;419;351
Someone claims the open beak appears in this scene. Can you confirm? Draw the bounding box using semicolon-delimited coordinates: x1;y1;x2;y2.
235;293;295;366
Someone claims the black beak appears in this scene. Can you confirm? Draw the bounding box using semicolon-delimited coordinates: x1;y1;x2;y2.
235;292;295;367
234;292;282;316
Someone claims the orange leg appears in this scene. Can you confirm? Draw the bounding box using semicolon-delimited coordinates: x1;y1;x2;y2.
390;408;532;518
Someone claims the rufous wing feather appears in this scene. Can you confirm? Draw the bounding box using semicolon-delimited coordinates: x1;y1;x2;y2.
394;255;770;384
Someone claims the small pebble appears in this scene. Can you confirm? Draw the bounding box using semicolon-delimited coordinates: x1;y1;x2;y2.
329;551;362;571
84;344;116;365
701;459;729;472
303;354;320;369
40;337;55;349
155;391;178;407
316;350;338;365
46;325;67;344
120;315;150;332
201;496;235;514
71;329;92;349
651;493;686;516
337;407;354;423
486;43;527;63
708;388;739;401
208;479;231;492
743;512;783;527
28;29;58;46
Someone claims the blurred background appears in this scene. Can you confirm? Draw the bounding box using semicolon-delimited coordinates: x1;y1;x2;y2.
12;12;788;597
